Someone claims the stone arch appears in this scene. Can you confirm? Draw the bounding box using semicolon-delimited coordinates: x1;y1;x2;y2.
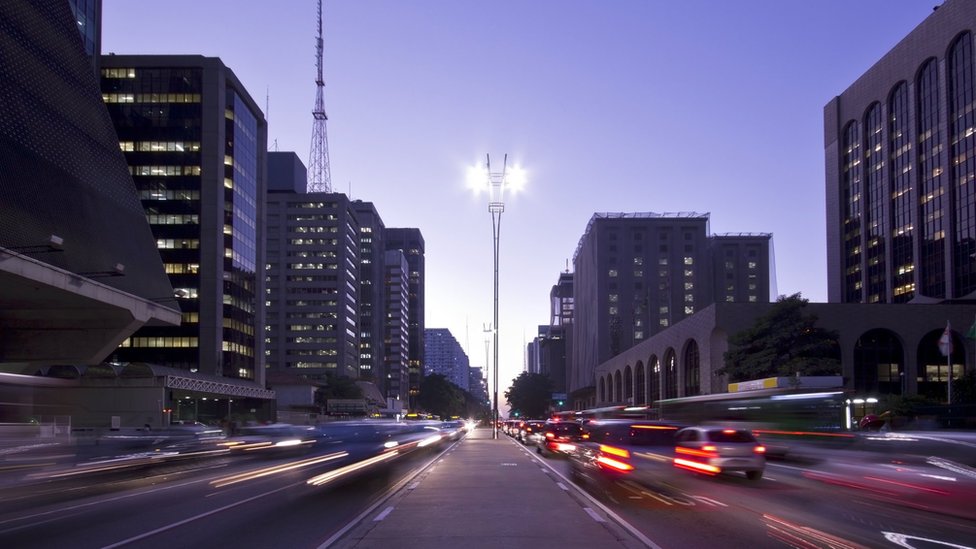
624;364;633;403
682;339;700;397
663;348;677;399
635;360;646;405
648;354;660;404
853;328;905;395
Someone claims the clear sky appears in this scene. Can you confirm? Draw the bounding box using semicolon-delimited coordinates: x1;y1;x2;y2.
103;0;940;411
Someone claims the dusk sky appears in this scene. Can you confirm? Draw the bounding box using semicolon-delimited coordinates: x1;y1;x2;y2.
103;0;939;406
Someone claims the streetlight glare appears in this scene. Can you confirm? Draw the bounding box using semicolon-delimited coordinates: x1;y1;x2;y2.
505;165;527;193
465;164;489;194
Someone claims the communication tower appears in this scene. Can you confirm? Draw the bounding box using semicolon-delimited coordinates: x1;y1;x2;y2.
307;0;333;193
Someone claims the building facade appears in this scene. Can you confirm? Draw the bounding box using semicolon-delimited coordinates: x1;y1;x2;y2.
101;55;267;385
385;229;425;407
383;250;410;410
569;212;771;409
825;0;976;303
265;153;360;380
352;201;387;383
425;328;471;391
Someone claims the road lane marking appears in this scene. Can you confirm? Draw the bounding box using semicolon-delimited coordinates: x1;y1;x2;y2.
557;482;569;491
583;507;606;523
407;482;419;490
373;507;394;521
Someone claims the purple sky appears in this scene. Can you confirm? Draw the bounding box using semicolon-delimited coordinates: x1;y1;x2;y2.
103;0;939;405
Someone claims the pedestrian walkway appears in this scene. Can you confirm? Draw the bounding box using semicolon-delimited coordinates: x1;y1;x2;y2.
328;427;651;549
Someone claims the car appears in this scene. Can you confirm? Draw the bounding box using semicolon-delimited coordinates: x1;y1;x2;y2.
567;419;682;488
673;426;766;481
517;420;545;444
535;420;585;457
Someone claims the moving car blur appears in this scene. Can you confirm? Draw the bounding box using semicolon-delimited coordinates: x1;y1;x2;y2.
673;426;766;480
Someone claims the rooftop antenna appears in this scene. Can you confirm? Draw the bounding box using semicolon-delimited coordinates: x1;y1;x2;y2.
307;0;333;193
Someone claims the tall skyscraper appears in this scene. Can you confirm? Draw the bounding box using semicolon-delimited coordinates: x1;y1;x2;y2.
385;229;425;407
67;0;101;69
384;250;410;409
101;55;267;384
352;201;387;383
425;329;471;391
266;152;360;380
570;212;771;406
825;0;976;303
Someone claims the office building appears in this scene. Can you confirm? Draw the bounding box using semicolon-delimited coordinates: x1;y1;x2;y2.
825;0;976;303
101;55;267;385
569;212;771;408
352;201;387;383
384;250;410;410
425;329;471;392
385;229;425;407
266;152;360;380
67;0;101;69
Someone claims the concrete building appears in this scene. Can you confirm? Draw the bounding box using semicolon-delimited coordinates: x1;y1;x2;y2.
825;0;976;303
383;250;410;411
569;212;771;409
425;329;471;392
0;0;185;426
385;229;425;408
594;301;976;408
352;201;387;384
265;153;361;380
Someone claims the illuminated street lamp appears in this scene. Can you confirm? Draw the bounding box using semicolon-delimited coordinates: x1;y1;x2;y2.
468;154;525;439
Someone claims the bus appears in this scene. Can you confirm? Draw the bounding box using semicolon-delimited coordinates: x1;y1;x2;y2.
655;387;854;456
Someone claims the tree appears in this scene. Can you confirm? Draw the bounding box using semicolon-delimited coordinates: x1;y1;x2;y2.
504;372;554;418
418;374;465;419
314;373;363;407
718;293;841;383
953;370;976;404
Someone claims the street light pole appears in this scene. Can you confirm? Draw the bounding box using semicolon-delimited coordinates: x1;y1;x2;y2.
470;153;524;440
487;154;506;440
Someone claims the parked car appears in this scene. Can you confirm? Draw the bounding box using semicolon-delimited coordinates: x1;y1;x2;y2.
535;420;586;457
568;419;682;488
673;426;766;481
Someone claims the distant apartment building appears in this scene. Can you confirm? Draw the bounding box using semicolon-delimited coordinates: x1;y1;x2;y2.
569;212;771;407
825;0;976;303
352;201;387;383
101;55;267;385
385;229;425;407
425;329;471;391
384;250;410;409
469;366;488;402
265;152;360;380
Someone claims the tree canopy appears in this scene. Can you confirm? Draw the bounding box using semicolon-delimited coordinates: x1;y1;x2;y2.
718;293;841;383
418;374;466;419
504;372;554;418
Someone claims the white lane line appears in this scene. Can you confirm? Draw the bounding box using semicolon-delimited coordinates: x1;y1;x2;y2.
407;482;420;490
556;482;569;491
583;507;606;523
101;482;297;548
373;507;394;522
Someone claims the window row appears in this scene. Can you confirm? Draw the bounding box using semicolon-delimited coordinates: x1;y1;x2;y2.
103;93;201;103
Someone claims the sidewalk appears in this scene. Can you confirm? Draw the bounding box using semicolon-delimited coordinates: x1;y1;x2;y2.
329;427;650;549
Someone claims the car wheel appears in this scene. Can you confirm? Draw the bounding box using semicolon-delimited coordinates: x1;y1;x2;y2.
536;446;542;454
746;470;763;481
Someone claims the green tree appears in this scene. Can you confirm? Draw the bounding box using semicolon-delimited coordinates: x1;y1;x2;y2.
314;373;363;407
504;372;554;418
718;293;841;383
953;370;976;404
418;374;465;419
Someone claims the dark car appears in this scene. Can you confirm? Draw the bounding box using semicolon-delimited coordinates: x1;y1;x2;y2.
568;419;682;487
535;420;585;457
